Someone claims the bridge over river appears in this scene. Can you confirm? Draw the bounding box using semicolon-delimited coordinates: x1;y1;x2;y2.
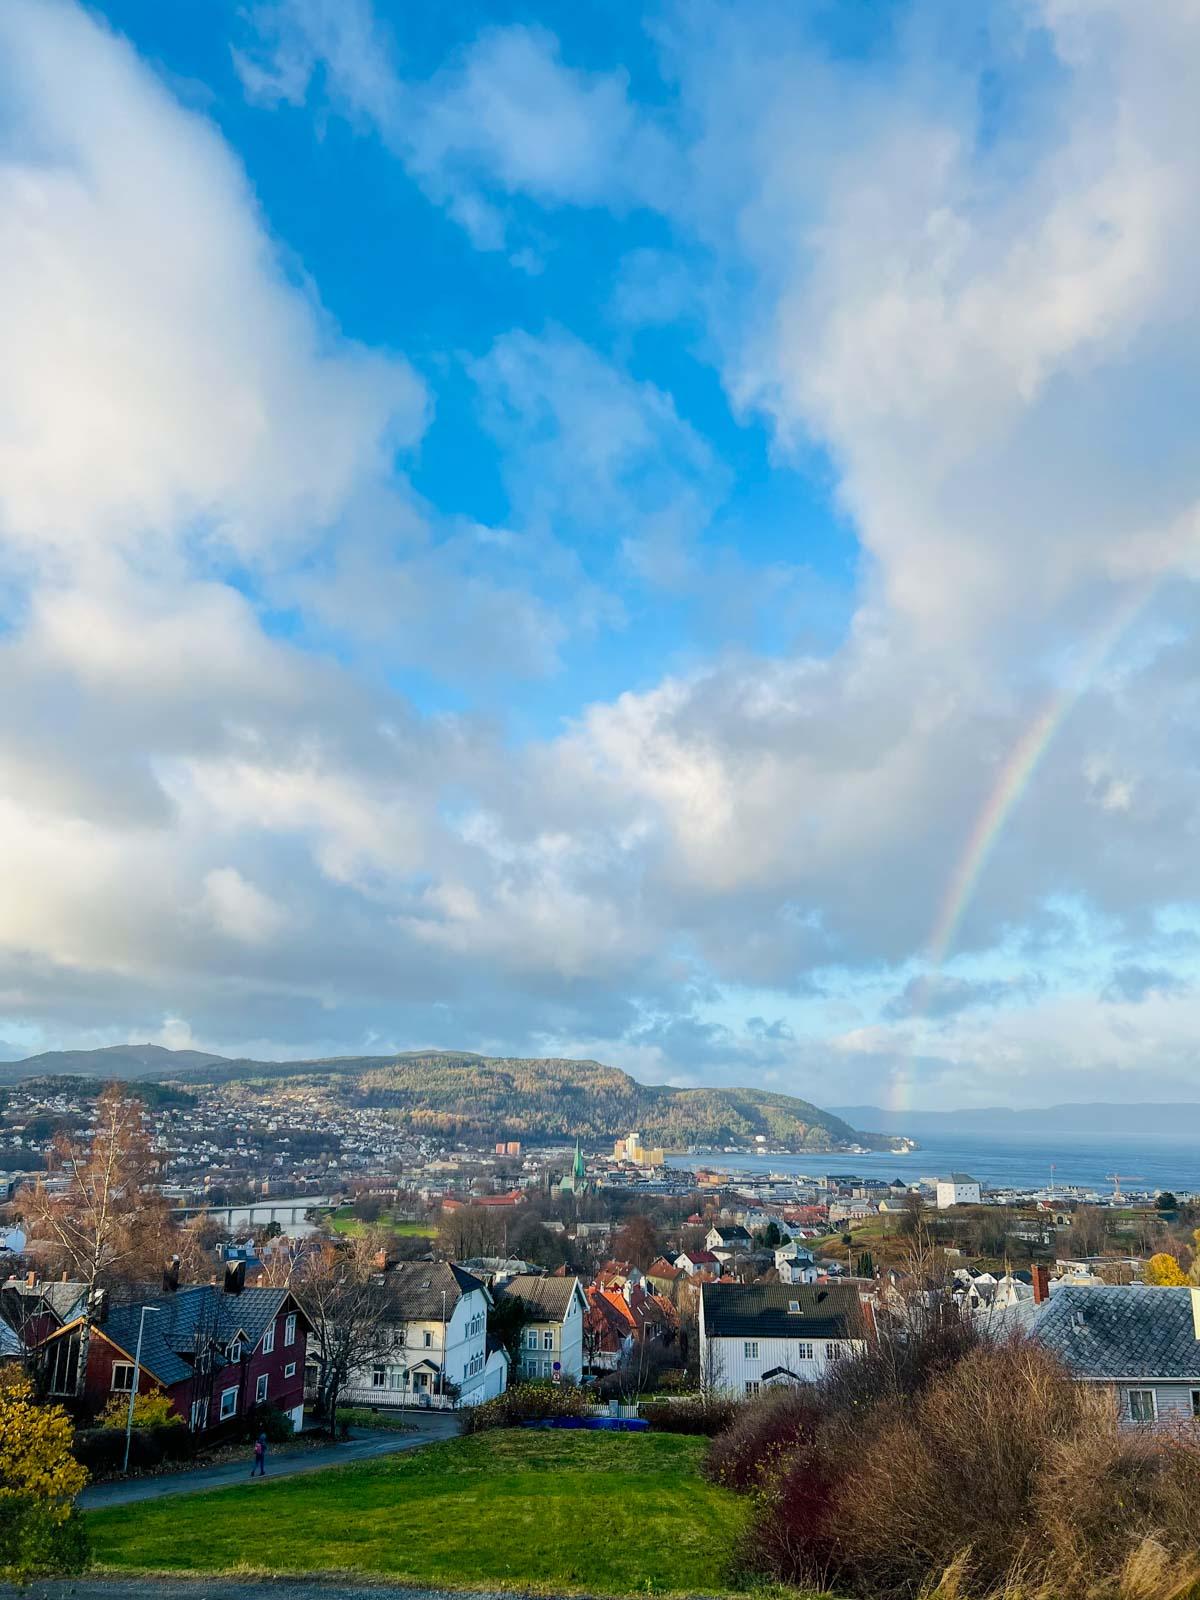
169;1194;337;1236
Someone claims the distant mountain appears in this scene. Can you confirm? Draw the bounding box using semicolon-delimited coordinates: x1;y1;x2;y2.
0;1045;899;1151
0;1043;227;1085
831;1102;1200;1138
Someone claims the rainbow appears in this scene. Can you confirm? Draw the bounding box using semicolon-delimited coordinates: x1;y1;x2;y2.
886;579;1157;1116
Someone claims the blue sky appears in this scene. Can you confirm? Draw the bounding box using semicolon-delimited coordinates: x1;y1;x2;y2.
2;0;1200;1109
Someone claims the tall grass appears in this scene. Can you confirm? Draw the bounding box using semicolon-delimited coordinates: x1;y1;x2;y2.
711;1326;1200;1600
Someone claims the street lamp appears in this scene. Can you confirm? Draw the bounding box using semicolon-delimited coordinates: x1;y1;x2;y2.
123;1305;162;1475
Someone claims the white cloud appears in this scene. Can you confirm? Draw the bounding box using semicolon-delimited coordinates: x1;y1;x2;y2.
234;3;677;248
0;0;425;575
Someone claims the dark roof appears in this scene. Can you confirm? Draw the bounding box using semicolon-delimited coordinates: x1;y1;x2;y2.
98;1286;302;1387
942;1174;979;1185
381;1261;486;1322
701;1282;867;1342
1031;1286;1200;1380
0;1314;22;1359
497;1274;584;1323
712;1225;752;1241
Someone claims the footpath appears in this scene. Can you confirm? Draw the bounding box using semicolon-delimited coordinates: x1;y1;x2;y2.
79;1414;460;1509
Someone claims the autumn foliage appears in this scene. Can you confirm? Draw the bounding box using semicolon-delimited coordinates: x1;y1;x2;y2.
0;1371;89;1583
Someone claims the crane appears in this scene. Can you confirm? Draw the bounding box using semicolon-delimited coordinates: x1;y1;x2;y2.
1106;1173;1145;1201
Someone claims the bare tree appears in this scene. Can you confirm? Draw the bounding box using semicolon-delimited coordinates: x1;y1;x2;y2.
297;1240;396;1437
22;1087;161;1394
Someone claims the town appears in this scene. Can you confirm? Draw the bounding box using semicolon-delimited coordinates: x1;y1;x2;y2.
3;1077;1200;1597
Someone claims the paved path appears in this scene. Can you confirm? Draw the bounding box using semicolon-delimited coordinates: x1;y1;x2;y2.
80;1416;460;1509
8;1583;601;1600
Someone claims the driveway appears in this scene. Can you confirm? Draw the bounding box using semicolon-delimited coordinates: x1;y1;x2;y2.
79;1414;460;1509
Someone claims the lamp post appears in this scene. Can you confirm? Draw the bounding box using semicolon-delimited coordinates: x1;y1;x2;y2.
123;1305;161;1474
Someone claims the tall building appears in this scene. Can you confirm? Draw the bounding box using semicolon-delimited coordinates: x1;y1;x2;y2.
613;1132;665;1167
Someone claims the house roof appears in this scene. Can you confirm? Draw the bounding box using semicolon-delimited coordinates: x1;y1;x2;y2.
0;1314;22;1359
711;1225;752;1241
941;1174;979;1185
86;1285;304;1389
647;1258;683;1281
498;1273;584;1323
381;1261;486;1321
701;1282;867;1342
1030;1286;1200;1381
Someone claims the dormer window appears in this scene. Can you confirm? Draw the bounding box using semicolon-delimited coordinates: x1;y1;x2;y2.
228;1340;243;1362
788;1300;800;1313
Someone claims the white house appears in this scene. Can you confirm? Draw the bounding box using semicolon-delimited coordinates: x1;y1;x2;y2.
498;1274;588;1382
346;1261;507;1409
936;1174;982;1209
699;1282;868;1397
775;1247;820;1285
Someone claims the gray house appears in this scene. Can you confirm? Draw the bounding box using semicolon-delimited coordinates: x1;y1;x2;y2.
1026;1285;1200;1426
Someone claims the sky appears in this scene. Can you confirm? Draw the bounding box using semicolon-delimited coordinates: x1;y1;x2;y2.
2;0;1200;1110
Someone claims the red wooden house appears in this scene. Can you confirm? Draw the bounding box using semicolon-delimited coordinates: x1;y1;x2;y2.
40;1268;311;1434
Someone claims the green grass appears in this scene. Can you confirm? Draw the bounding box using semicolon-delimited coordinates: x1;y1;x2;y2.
326;1206;436;1238
87;1430;749;1596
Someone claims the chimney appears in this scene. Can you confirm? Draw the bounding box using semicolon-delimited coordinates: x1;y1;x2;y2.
25;1270;35;1288
1032;1263;1050;1304
61;1270;68;1283
223;1260;246;1297
1191;1287;1200;1341
162;1254;181;1294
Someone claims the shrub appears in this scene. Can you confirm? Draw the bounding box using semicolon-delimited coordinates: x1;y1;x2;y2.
722;1326;1200;1600
704;1386;823;1489
462;1381;587;1435
642;1396;740;1436
97;1392;181;1431
242;1404;295;1443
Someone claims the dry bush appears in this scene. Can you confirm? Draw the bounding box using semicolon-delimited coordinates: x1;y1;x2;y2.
704;1384;825;1491
728;1333;1200;1600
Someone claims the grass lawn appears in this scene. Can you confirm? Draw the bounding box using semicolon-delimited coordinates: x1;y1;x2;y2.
86;1429;749;1596
326;1206;435;1238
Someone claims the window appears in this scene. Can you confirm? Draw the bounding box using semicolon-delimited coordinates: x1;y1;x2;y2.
827;1342;844;1361
285;1313;297;1346
543;1329;554;1351
255;1373;268;1404
1192;1391;1200;1419
220;1387;238;1421
797;1341;814;1360
372;1366;386;1389
110;1362;135;1393
228;1340;243;1363
262;1324;275;1355
743;1341;759;1360
526;1328;539;1350
788;1300;800;1313
192;1398;210;1430
1129;1389;1157;1425
745;1381;760;1395
424;1330;433;1348
388;1368;405;1390
284;1362;297;1379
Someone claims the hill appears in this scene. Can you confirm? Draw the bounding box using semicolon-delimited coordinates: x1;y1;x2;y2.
0;1045;894;1151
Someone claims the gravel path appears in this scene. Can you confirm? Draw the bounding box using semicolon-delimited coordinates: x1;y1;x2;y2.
79;1416;460;1509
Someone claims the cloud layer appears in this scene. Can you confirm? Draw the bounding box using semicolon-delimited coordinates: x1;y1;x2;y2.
2;0;1200;1108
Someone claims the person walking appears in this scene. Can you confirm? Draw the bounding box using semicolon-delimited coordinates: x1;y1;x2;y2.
250;1431;267;1478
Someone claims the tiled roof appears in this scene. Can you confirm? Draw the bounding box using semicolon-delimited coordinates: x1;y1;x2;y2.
498;1273;583;1323
380;1261;486;1322
0;1314;22;1358
1030;1286;1200;1380
702;1282;867;1342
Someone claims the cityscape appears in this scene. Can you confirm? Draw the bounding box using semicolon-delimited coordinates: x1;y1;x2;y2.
4;1;1200;1599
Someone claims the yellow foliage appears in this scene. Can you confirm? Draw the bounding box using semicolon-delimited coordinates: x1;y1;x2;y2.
0;1370;88;1518
1144;1253;1188;1287
97;1390;180;1431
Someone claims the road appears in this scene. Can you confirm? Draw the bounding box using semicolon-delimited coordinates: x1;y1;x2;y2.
79;1415;460;1509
